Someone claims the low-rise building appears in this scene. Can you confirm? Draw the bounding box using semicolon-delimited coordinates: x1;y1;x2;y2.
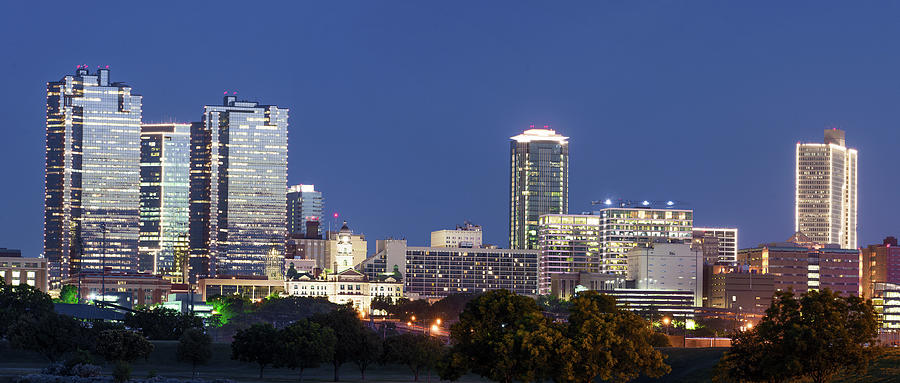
285;268;404;313
431;222;483;248
550;272;624;300
405;246;539;298
872;282;900;330
627;242;703;306
0;250;48;292
861;237;900;300
708;271;774;316
63;270;172;306
198;276;284;301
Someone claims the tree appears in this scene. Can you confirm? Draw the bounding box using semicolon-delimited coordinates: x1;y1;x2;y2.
0;282;53;337
275;319;336;383
8;312;84;363
94;329;154;363
286;264;300;281
384;333;445;381
59;284;79;304
351;328;383;381
124;306;203;340
561;291;670;382
714;289;879;383
446;289;568;383
231;323;280;379
311;305;364;381
177;328;213;377
207;294;254;326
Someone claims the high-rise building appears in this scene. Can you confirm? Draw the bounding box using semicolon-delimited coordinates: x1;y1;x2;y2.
537;214;602;294
593;202;694;275
861;237;900;300
286;184;323;237
795;128;858;249
44;67;142;285
738;232;860;297
189;96;288;280
627;242;704;306
139;123;191;281
430;222;483;248
509;127;568;250
692;228;738;265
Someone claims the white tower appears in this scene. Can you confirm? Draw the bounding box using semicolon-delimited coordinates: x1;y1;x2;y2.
334;222;355;272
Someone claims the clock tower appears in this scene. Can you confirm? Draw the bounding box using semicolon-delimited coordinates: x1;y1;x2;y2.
334;221;354;272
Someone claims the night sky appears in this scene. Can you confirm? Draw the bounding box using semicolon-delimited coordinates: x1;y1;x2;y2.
2;1;900;257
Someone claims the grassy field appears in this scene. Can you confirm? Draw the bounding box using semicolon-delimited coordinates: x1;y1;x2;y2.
1;342;898;382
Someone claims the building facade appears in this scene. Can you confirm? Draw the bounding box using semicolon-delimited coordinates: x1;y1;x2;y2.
738;233;860;296
286;184;323;237
63;270;172;306
692;228;738;265
189;96;288;280
139;123;191;281
285;268;404;313
0;253;49;292
431;222;483;248
405;246;539;298
45;67;143;285
509;128;568;250
198;276;285;301
627;242;704;306
708;271;774;315
594;205;694;275
861;237;900;299
796;128;858;249
537;214;602;294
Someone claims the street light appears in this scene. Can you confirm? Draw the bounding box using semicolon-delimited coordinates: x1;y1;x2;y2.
435;318;441;325
662;317;671;335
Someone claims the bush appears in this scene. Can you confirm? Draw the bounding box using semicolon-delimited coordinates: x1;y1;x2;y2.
113;361;131;383
650;332;672;347
68;364;102;378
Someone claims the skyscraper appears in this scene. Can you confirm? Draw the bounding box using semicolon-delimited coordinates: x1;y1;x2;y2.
509;127;568;250
189;96;288;280
286;184;324;237
139;123;191;281
795;128;858;249
44;67;142;285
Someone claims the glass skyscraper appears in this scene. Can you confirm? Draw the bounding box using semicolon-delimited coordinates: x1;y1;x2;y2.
286;184;324;237
795;128;858;249
189;96;288;280
509;127;568;250
139;123;190;281
44;67;142;285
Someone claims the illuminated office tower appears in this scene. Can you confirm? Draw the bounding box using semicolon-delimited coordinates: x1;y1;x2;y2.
44;66;142;286
139;123;190;281
189;96;288;280
286;184;324;237
509;127;568;250
795;128;857;249
537;214;602;294
692;227;738;265
593;201;693;275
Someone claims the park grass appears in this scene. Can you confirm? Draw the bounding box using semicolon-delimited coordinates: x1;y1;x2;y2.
1;341;898;382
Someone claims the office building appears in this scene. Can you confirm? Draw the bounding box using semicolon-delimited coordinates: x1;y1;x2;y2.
708;271;774;316
861;237;900;299
509;127;568;250
738;232;860;297
627;242;704;306
189;96;288;280
550;272;624;300
431;222;482;248
593;202;694;274
871;282;900;330
139;123;191;281
796;128;858;249
285;268;404;313
693;228;738;264
287;184;323;237
63;270;171;306
44;67;142;285
537;214;602;294
0;251;49;292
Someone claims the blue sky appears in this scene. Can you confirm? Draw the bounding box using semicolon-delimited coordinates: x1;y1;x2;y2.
2;1;899;256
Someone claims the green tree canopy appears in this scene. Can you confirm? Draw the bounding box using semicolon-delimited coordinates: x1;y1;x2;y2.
58;284;79;304
383;333;445;381
8;312;85;363
0;282;53;337
446;289;568;383
94;329;154;363
561;291;670;382
124;306;202;340
714;289;880;383
275;319;336;383
351;327;383;381
231;322;280;379
177;327;213;377
311;305;364;382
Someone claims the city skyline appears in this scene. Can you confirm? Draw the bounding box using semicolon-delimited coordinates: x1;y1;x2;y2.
5;2;900;258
